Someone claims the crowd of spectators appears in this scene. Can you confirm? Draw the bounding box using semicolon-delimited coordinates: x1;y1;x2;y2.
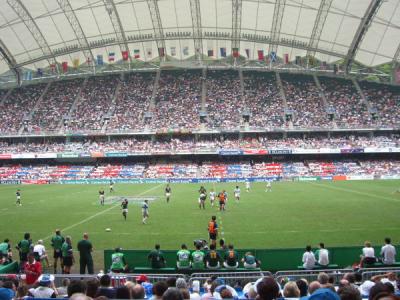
30;79;83;132
151;71;202;130
69;75;120;131
243;72;284;128
0;135;398;154
108;73;155;132
319;77;370;128
0;84;46;134
281;74;331;128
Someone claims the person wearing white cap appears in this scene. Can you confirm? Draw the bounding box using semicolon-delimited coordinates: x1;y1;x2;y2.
28;274;57;298
190;280;201;300
33;240;50;268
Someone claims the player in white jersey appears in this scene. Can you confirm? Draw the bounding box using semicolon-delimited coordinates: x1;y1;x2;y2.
142;200;149;224
266;181;272;192
245;180;250;192
209;189;216;207
234;186;241;202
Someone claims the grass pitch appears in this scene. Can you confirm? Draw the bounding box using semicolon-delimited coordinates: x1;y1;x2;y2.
1;180;400;272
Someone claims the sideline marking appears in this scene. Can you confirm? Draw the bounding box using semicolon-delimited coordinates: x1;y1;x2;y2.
41;184;163;241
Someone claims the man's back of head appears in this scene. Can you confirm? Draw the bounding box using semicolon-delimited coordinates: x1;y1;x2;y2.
256;276;280;300
99;274;111;287
131;284;145;299
308;281;322;295
67;280;87;297
318;272;329;285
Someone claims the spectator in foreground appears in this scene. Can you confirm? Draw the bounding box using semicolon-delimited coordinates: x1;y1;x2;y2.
95;274;116;299
24;252;42;286
190;280;201;300
0;281;16;300
148;244;166;269
302;245;316;269
77;233;93;274
381;237;396;265
296;279;308;297
153;281;169;300
130;283;145;299
67;280;87;297
163;288;184;300
338;285;362;300
116;286;131;299
283;281;300;298
308;281;322;295
256;276;280;300
85;278;100;298
28;274;57;298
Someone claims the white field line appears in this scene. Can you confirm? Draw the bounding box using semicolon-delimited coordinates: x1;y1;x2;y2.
41;184;163;241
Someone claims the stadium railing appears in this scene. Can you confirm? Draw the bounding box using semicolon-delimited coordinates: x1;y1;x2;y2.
275;269;353;283
189;271;269;286
360;267;400;281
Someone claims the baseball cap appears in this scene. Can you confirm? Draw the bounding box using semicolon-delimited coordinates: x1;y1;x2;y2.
308;288;340;300
38;274;55;285
136;274;148;283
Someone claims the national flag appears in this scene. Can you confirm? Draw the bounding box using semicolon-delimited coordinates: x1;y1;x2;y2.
108;52;115;62
24;71;32;81
37;68;43;77
73;58;80;68
322;61;327;69
284;53;289;64
232;48;239;58
146;48;152;58
62;61;68;73
122;51;129;61
395;67;400;84
220;47;226;57
86;57;91;65
183;47;189;56
207;49;214;57
97;55;103;65
134;49;140;59
170;47;176;56
258;50;264;61
295;56;301;65
50;64;56;73
245;49;250;59
270;51;277;62
308;56;315;66
158;47;165;57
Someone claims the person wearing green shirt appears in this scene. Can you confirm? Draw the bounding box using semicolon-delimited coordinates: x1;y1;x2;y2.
61;236;74;274
176;244;191;269
111;247;128;273
204;244;221;269
0;239;11;263
77;233;94;274
191;243;205;270
16;233;31;270
51;229;65;274
148;244;166;269
223;244;239;269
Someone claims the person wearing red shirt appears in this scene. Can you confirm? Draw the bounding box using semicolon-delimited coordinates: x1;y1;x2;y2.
25;252;42;285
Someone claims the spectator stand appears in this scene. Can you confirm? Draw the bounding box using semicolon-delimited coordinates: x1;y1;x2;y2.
275;268;353;284
190;271;268;287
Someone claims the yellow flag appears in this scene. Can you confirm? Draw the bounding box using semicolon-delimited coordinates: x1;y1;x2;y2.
73;58;80;68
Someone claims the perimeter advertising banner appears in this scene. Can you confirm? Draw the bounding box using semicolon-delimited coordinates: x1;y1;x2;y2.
268;149;292;155
219;149;243;155
0;154;12;160
243;149;268;155
105;152;128;157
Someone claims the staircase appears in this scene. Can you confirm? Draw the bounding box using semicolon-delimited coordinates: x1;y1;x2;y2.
275;72;292;128
101;80;122;133
314;75;337;128
149;69;161;111
352;78;371;109
201;68;207;111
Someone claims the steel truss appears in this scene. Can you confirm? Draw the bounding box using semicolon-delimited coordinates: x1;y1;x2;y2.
268;0;286;55
146;0;166;58
0;38;21;84
232;0;242;51
189;0;203;60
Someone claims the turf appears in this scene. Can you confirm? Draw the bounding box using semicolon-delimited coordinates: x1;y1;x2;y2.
1;180;400;272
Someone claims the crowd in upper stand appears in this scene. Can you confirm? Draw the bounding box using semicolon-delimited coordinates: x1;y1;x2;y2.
108;73;154;132
0;72;399;134
281;74;331;128
243;72;284;128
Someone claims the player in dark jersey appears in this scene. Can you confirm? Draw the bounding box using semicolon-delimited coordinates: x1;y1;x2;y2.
199;192;207;210
121;199;128;221
109;181;114;193
16;189;21;206
199;186;207;194
165;184;172;203
99;189;105;206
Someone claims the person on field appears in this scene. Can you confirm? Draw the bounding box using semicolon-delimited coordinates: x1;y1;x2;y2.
51;229;65;274
77;233;94;274
208;216;218;246
61;236;74;274
16;233;32;271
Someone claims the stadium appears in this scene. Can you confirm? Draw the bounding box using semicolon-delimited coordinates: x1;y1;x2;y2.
0;0;400;299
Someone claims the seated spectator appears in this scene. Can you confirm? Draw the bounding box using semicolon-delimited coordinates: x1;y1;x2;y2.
223;244;239;269
315;243;329;267
57;278;70;297
95;274;116;298
318;273;330;286
130;283;145;299
177;244;191;269
116;286;131;299
296;279;308;297
283;281;301;298
242;251;261;269
302;245;316;269
28;274;57;298
205;244;221;269
67;280;87;297
308;281;322;295
0;280;16;300
85;278;99;298
137;274;153;298
24;252;42;285
191;243;205;270
153;281;169;300
368;282;394;300
189;280;201;300
308;288;340;300
148;244;166;269
163;288;184;300
360;241;376;267
256;276;280;300
380;237;396;265
110;247;128;273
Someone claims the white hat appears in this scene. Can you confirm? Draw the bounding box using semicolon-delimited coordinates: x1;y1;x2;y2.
192;280;200;292
359;280;375;296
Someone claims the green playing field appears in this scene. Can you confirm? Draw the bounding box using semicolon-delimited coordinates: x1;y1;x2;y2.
1;180;399;273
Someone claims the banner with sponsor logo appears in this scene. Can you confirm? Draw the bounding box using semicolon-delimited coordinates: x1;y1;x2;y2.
90;152;105;158
21;180;49;184
243;149;268;155
340;148;364;154
346;175;374;181
105;152;128;157
219;149;243;155
0;180;21;184
0;154;12;160
57;153;79;158
268;149;292;155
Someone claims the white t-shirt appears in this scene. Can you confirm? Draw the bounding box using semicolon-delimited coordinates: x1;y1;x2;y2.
362;247;375;258
381;244;396;264
318;249;329;266
33;244;46;256
302;251;316;269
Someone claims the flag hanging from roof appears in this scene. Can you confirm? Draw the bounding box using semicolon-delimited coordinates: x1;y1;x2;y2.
170;47;176;56
86;57;91;65
108;52;115;62
134;49;140;59
24;71;32;81
232;48;239;58
158;48;165;57
62;62;68;73
220;47;226;57
295;56;301;65
258;50;264;61
146;48;152;58
395;67;400;84
122;51;129;61
284;53;289;64
73;58;80;68
207;49;214;57
245;49;250;59
97;55;103;65
183;47;189;56
50;64;56;73
270;51;277;62
37;68;43;77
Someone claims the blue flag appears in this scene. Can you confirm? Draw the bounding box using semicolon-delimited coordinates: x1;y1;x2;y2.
97;54;104;65
220;47;226;57
270;51;277;62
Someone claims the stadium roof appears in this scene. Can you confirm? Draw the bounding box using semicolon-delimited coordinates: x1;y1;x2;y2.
0;0;400;75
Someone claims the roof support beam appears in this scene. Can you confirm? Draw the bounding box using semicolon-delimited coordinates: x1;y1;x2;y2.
189;0;203;60
146;0;166;60
344;0;383;74
268;0;286;55
103;0;131;62
232;0;242;50
56;0;95;67
0;38;21;85
306;0;333;58
7;0;59;73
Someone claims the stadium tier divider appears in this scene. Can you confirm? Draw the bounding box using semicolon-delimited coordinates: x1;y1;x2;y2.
104;245;400;273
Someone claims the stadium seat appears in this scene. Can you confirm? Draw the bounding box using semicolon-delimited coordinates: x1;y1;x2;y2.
297;264;339;270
